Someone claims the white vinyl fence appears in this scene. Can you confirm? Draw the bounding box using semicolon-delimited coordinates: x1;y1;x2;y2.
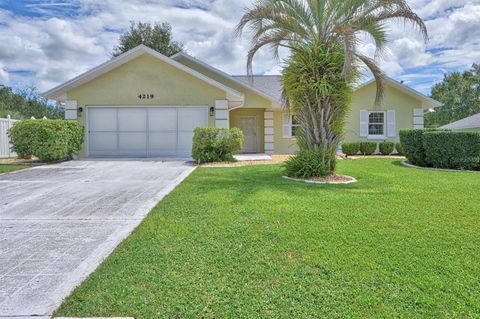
0;115;18;158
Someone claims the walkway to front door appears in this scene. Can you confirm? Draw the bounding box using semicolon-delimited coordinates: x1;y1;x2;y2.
237;116;257;153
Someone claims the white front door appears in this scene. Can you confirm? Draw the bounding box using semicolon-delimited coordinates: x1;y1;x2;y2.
237;116;257;153
88;106;208;157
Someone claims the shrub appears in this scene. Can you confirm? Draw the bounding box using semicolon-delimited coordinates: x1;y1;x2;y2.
341;142;360;156
399;129;449;166
379;141;395;155
423;131;480;170
360;141;377;155
192;127;244;163
283;149;330;178
395;142;404;155
8;119;84;161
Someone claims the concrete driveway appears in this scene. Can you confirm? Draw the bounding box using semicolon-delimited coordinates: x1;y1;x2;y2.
0;159;195;317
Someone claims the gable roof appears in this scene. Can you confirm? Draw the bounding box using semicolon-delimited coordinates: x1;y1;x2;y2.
441;113;480;130
356;77;443;108
43;45;243;101
171;52;281;105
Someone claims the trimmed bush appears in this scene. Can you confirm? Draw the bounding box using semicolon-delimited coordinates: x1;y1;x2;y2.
8;119;84;161
360;141;377;155
283;149;330;178
423;131;480;170
341;142;360;156
399;129;449;166
395;142;404;155
192;127;244;163
379;141;395;155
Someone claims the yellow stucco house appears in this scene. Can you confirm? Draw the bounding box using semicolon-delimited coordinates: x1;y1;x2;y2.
43;45;442;158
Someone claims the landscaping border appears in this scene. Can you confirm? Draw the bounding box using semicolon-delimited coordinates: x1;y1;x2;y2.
401;161;480;173
282;175;357;184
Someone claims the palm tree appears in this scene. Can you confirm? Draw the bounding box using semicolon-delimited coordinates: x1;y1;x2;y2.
236;0;427;176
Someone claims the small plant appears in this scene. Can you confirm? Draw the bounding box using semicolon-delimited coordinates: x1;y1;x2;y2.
283;149;330;178
192;127;244;163
341;142;360;156
8;119;84;161
379;141;395;155
395;142;404;155
360;141;377;155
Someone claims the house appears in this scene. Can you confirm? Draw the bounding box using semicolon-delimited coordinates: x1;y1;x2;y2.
440;113;480;132
43;45;442;158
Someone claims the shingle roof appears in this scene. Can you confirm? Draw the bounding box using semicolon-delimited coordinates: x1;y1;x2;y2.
441;113;480;130
233;75;283;101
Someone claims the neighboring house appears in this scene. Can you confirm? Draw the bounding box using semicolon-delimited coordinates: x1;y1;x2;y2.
440;113;480;132
43;45;442;158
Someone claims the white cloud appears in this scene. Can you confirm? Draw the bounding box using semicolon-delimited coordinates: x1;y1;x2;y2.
0;0;478;95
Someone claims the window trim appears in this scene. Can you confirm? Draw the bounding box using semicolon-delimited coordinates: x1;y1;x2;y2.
367;111;386;140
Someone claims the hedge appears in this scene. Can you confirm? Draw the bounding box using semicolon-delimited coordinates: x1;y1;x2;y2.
192;127;244;163
341;142;360;156
8;119;84;162
395;142;404;155
423;131;480;170
379;141;395;155
399;129;448;166
360;141;377;155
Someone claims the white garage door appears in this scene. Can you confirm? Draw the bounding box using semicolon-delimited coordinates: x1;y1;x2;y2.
88;106;208;157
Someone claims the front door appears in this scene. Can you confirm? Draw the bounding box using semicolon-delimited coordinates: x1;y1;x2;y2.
237;116;257;153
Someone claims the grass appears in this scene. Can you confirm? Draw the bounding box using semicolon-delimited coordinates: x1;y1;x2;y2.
55;159;480;318
0;164;28;174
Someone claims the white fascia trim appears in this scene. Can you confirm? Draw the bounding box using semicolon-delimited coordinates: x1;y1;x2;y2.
171;51;281;105
43;45;244;101
356;76;443;109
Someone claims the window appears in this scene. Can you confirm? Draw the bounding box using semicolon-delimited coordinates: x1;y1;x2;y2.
282;114;301;138
368;111;385;137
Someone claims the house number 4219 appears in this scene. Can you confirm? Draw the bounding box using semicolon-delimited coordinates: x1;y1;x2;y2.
138;94;154;99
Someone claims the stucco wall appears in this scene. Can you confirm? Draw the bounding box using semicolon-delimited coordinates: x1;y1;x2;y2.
229;108;265;153
67;53;226;156
345;83;423;143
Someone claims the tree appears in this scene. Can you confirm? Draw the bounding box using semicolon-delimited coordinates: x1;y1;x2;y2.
0;86;64;119
113;21;183;57
236;0;427;176
425;64;480;128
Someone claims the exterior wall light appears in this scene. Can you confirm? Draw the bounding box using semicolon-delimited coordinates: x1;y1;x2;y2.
209;107;215;117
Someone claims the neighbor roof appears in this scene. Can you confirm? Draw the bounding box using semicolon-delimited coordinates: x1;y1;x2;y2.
43;45;243;101
441;113;480;130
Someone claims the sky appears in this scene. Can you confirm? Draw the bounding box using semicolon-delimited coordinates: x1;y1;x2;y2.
0;0;479;96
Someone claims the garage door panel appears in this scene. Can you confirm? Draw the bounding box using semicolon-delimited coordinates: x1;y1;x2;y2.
118;108;147;131
89;132;117;156
178;108;207;131
118;133;147;156
89;108;117;131
149;132;177;156
177;132;195;154
149;108;177;131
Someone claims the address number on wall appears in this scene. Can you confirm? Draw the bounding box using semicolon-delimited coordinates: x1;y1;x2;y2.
138;94;154;99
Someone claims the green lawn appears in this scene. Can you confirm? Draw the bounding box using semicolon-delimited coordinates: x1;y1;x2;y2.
55;159;480;318
0;164;27;174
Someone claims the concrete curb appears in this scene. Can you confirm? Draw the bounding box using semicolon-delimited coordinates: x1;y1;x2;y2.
401;161;480;173
282;175;357;184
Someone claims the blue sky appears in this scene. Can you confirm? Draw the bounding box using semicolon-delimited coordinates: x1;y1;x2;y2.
0;0;479;95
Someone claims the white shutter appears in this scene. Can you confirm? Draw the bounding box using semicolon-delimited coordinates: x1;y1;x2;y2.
387;110;396;138
282;113;291;138
360;110;368;137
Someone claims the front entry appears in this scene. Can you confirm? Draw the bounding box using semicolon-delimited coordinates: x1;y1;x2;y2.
237;116;258;153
